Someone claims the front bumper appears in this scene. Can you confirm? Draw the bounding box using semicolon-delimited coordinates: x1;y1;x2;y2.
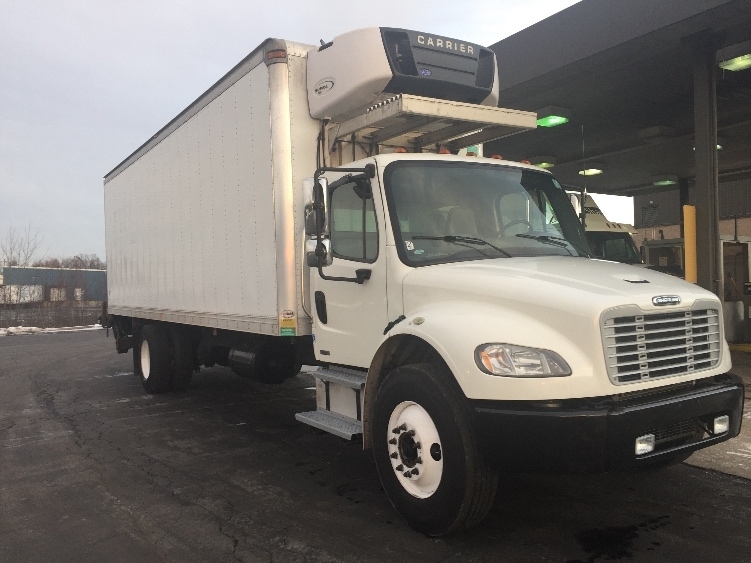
471;373;744;473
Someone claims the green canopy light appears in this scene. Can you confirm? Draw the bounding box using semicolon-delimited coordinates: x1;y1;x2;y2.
719;54;751;71
578;168;603;176
530;156;556;168
717;40;751;72
652;175;679;186
536;106;571;128
578;162;603;176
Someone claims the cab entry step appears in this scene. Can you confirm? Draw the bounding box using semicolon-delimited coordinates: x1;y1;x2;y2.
295;410;363;439
296;367;366;439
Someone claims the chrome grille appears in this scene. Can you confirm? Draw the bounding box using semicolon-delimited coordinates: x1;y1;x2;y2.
602;307;721;384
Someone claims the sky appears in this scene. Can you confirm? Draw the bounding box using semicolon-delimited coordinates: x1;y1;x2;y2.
590;194;635;225
1;0;593;261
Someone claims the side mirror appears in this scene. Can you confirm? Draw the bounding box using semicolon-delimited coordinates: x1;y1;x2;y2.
306;238;333;267
304;177;329;237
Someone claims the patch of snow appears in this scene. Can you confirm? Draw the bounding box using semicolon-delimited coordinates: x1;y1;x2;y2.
0;324;103;337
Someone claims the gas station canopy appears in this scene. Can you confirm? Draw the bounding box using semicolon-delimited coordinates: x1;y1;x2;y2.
486;0;751;196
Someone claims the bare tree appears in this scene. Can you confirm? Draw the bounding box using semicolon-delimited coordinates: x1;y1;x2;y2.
32;257;62;268
61;254;105;270
0;223;43;267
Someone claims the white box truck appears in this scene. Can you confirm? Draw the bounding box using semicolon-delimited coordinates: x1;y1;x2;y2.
569;192;643;265
104;28;744;536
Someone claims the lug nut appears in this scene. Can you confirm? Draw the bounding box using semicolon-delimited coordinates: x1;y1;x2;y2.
406;429;415;437
395;464;403;471
403;471;411;478
415;442;421;449
411;468;419;476
390;452;398;459
388;438;397;445
415;457;422;464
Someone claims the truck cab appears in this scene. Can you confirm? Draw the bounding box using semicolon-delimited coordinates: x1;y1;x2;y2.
301;152;742;534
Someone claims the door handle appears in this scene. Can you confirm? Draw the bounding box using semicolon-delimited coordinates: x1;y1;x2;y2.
314;291;328;324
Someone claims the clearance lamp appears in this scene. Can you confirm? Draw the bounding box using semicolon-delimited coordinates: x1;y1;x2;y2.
718;40;751;72
536;106;571;128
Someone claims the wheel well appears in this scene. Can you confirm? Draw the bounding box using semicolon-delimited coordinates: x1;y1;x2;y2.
362;335;454;450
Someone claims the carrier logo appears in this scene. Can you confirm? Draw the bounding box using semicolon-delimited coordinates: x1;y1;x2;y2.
652;295;681;306
313;78;335;96
416;35;474;54
419;68;432;76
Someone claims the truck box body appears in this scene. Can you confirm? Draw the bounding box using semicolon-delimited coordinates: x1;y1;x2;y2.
105;40;318;336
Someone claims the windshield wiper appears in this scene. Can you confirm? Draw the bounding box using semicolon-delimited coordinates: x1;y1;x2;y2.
515;233;590;257
412;235;512;258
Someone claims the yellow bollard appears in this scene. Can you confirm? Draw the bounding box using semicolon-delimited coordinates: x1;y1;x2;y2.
683;205;697;283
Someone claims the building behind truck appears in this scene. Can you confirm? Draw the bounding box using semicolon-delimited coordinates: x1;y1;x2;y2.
104;28;744;536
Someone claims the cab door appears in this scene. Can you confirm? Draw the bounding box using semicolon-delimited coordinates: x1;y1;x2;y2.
309;168;389;368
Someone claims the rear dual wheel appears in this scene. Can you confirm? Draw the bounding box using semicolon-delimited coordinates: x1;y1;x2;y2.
372;364;498;536
136;324;171;393
133;324;195;393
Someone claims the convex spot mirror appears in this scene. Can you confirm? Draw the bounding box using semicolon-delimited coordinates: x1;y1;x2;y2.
353;179;372;201
305;238;333;267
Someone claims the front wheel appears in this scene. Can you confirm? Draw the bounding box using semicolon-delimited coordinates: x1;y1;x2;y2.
372;364;498;536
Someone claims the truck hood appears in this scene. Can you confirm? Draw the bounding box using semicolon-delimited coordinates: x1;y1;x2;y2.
398;256;726;402
401;256;717;319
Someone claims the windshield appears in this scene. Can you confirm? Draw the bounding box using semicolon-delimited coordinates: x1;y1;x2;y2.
384;161;591;266
586;231;643;264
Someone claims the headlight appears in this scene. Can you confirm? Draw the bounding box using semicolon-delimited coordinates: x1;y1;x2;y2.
475;343;571;377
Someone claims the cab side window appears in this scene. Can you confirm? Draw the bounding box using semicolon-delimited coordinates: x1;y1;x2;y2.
330;181;378;262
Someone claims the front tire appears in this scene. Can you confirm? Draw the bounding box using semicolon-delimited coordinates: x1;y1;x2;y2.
372;364;498;536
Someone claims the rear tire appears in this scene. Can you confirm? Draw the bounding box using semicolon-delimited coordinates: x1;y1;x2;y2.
372;363;498;536
132;327;142;378
137;324;172;394
170;328;195;391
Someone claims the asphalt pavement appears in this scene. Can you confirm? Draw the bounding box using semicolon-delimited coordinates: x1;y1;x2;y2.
1;330;750;562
